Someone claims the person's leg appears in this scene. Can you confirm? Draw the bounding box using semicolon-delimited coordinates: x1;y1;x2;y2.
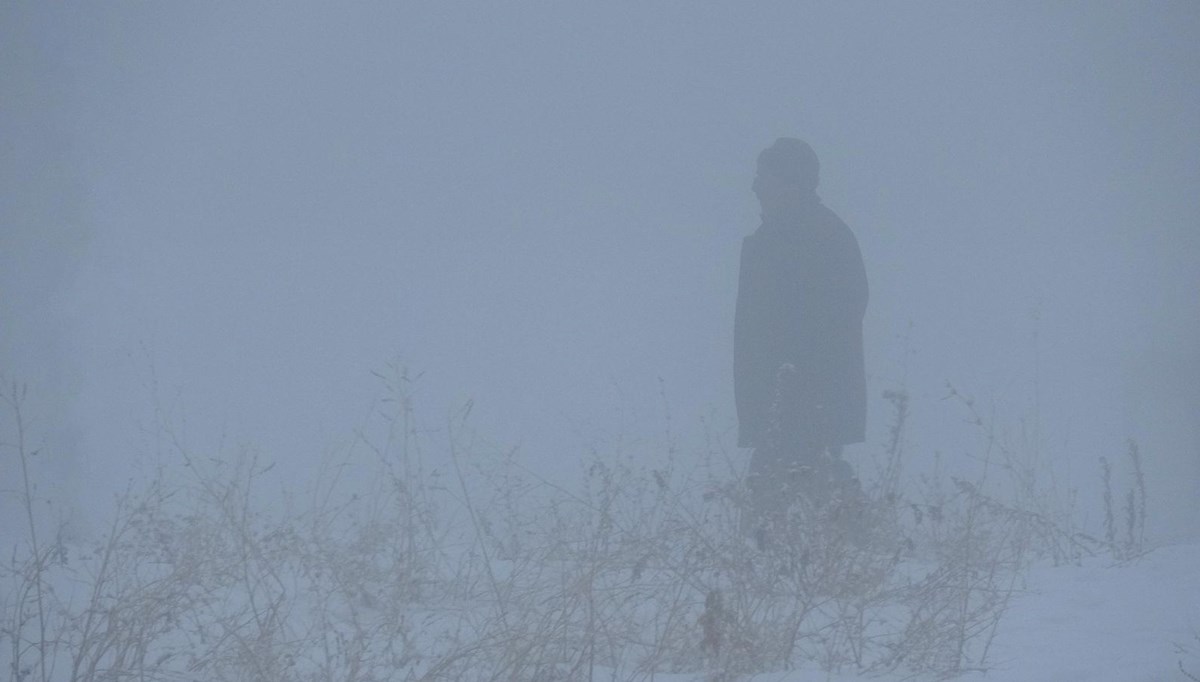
824;445;863;497
771;423;834;509
744;444;791;545
819;444;873;545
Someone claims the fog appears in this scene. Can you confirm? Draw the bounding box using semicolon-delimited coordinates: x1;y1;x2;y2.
4;3;1198;540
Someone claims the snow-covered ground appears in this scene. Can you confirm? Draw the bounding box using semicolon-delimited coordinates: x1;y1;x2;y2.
5;407;1196;681
979;541;1200;682
5;477;1197;681
726;541;1200;682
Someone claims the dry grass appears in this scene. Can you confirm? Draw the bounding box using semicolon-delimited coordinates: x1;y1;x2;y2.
2;370;1069;681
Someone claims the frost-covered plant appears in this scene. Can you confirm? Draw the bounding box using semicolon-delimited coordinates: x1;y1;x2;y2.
4;370;1046;681
1178;631;1200;682
1101;439;1148;561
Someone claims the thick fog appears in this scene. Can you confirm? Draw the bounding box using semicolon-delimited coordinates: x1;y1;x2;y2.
4;4;1198;539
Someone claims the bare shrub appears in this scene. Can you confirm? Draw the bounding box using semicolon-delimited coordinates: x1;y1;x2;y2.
1101;439;1148;561
1178;631;1200;682
3;371;1051;681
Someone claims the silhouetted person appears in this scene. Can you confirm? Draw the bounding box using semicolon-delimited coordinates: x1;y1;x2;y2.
734;138;867;540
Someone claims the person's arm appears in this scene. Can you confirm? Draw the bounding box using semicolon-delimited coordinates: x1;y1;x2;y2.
847;230;868;320
734;236;761;447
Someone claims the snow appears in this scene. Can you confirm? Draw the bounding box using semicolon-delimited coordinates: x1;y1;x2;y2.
979;542;1200;682
721;541;1200;682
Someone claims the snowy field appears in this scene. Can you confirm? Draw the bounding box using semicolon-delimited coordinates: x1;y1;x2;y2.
3;378;1197;681
731;541;1200;682
4;404;1197;681
983;542;1200;682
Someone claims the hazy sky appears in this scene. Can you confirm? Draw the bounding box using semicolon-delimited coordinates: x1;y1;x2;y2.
3;4;1197;536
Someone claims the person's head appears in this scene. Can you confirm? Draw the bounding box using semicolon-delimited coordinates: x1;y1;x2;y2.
753;138;819;215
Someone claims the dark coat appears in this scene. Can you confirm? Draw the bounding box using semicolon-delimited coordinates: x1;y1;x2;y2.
734;199;868;448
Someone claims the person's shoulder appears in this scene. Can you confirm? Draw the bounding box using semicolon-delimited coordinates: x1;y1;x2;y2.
742;226;766;246
817;203;850;229
817;204;859;244
740;229;772;264
740;233;757;260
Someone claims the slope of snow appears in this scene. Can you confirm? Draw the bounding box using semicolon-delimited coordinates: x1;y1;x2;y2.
980;542;1200;682
724;541;1200;682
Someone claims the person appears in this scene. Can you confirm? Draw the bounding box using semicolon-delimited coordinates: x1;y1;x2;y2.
734;138;868;541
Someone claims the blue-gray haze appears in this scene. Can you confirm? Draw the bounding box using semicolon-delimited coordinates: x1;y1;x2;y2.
3;4;1198;538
